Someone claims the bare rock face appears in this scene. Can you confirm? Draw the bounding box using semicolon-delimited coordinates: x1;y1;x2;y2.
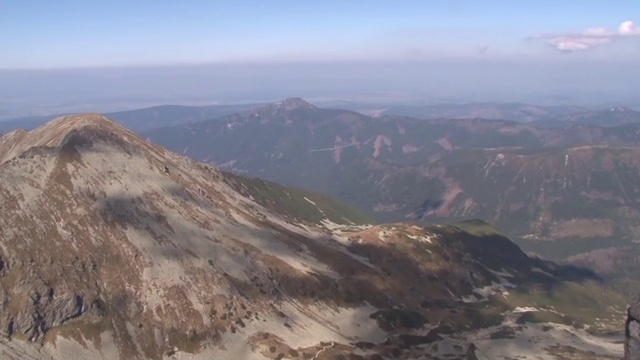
626;300;640;359
466;343;480;360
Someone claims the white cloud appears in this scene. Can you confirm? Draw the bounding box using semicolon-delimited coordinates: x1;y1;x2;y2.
584;27;611;36
549;36;611;52
530;20;640;52
619;20;640;35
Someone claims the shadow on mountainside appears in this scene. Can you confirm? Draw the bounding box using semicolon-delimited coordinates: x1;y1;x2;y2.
88;182;611;358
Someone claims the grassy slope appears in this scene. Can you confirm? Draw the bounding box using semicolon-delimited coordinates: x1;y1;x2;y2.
222;172;373;225
451;221;627;331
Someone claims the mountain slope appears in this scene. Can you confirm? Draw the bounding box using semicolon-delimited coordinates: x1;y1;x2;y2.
0;114;375;359
0;114;626;359
143;100;640;258
412;145;640;257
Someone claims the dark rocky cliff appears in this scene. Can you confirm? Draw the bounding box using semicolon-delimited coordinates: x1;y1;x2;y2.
626;301;640;359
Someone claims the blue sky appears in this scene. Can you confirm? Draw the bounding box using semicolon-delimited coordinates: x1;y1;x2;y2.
1;0;640;116
2;0;639;68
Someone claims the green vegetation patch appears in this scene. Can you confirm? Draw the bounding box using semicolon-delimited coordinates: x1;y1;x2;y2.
459;301;508;329
451;219;506;238
504;281;626;329
223;172;373;225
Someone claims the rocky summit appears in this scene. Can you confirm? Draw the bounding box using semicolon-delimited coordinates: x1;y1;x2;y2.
0;114;629;359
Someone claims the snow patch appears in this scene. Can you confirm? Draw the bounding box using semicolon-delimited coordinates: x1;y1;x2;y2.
406;233;436;243
460;268;516;303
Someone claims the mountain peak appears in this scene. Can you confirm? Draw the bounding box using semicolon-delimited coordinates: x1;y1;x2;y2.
45;113;127;135
243;98;317;119
272;97;316;110
0;113;137;164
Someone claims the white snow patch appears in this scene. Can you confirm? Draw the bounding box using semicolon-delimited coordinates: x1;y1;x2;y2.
320;219;372;233
459;269;516;303
513;306;541;313
406;233;436;243
430;307;622;359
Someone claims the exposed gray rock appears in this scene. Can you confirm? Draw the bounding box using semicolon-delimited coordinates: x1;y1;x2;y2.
626;300;640;359
466;343;479;360
0;280;93;340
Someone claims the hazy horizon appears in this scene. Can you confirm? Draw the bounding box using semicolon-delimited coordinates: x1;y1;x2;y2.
2;1;640;117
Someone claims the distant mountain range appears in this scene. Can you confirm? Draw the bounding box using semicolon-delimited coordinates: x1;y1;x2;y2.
3;100;640;134
382;102;640;126
534;106;640;127
383;102;585;122
0;103;259;133
0;113;625;359
142;98;640;259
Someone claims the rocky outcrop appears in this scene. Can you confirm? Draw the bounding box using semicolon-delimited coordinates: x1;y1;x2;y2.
626;300;640;359
466;343;479;360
